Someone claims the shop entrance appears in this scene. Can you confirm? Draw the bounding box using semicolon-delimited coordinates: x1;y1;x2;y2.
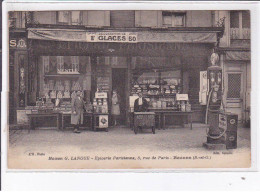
112;68;127;125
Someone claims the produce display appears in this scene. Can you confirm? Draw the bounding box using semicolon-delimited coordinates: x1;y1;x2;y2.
131;71;191;111
131;78;181;96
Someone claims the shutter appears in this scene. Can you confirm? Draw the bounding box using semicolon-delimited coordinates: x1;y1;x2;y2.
34;11;57;24
227;73;241;99
82;11;88;25
110;11;135;28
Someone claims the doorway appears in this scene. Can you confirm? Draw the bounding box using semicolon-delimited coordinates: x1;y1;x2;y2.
112;68;127;125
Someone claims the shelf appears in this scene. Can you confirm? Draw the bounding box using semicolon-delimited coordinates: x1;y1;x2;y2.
42;97;72;99
144;94;177;97
44;74;81;78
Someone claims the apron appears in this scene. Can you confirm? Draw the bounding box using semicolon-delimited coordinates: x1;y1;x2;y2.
71;96;84;125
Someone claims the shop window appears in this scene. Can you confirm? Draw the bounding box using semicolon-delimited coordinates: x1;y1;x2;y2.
162;11;186;27
227;73;241;99
39;56;91;103
135;72;160;85
131;69;182;96
57;11;82;25
130;68;182;112
230;11;250;39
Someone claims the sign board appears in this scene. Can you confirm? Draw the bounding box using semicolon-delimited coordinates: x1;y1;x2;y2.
95;92;108;99
17;110;29;124
99;115;108;128
86;32;137;43
9;38;27;49
199;71;208;105
219;113;227;130
28;28;218;43
176;94;189;101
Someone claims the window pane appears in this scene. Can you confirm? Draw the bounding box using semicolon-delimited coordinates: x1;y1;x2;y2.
71;11;81;25
163;15;172;26
111;11;135;28
161;70;181;79
227;74;241;98
136;72;159;84
175;15;184;26
58;11;70;23
242;11;250;28
230;11;239;28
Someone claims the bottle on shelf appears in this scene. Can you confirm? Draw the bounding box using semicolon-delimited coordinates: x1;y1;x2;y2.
93;98;97;113
186;101;191;112
181;101;186;112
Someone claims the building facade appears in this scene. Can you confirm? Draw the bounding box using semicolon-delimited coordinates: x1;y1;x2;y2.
8;10;250;127
215;11;251;124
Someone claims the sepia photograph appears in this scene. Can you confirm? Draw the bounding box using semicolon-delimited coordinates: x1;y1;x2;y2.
4;5;252;169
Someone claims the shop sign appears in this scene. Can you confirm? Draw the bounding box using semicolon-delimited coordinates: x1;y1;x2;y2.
176;94;189;101
95;92;108;99
86;32;137;43
99;115;108;128
9;38;27;49
28;28;218;44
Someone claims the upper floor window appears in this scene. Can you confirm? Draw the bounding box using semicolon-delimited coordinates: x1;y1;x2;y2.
162;11;186;27
111;11;135;28
9;11;26;29
230;11;250;39
57;11;82;25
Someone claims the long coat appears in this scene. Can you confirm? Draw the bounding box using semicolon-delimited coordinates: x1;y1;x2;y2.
111;93;121;116
134;97;149;112
71;96;86;125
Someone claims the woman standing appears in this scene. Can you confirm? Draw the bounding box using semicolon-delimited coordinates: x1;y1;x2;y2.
111;90;121;126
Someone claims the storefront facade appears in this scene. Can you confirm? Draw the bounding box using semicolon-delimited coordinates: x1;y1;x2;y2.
10;28;223;127
9;10;227;127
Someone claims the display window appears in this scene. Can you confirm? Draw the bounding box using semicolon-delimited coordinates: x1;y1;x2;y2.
31;56;92;114
131;65;187;111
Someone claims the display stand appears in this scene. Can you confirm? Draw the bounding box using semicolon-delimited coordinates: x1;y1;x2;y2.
93;113;109;132
92;92;109;132
133;112;155;134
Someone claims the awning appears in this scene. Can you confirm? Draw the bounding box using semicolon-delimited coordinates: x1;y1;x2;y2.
28;28;218;43
28;28;87;42
226;51;251;61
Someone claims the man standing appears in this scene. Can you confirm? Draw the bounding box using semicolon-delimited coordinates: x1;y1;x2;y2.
71;91;86;133
134;92;149;112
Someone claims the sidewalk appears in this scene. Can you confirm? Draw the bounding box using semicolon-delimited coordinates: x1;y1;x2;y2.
9;123;251;152
8;123;251;169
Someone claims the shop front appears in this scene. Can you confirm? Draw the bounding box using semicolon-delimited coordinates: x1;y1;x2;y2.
13;27;223;129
